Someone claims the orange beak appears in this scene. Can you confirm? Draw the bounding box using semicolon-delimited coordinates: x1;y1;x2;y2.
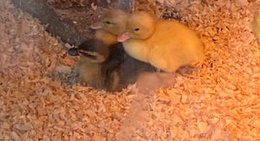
90;22;102;29
117;32;131;42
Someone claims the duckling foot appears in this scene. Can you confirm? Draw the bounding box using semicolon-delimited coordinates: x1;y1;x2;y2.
176;65;198;78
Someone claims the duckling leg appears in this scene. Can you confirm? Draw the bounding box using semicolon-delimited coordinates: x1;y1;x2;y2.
176;65;198;78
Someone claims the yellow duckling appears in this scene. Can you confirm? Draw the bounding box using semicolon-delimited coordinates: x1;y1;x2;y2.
117;11;205;73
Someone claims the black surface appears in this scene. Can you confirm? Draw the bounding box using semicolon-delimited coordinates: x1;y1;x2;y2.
11;0;86;46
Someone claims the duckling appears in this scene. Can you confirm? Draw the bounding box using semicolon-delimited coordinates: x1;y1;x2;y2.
117;11;205;73
90;9;129;45
68;38;124;92
90;9;129;36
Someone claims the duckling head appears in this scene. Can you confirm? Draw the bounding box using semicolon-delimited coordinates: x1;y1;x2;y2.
90;9;128;35
117;11;156;42
68;39;110;63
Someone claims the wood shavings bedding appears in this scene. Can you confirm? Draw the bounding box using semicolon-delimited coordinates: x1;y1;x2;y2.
0;0;259;140
0;1;131;140
118;0;260;140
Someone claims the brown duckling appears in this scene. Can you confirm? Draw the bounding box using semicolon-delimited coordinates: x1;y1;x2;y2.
68;38;123;92
90;9;129;45
90;9;129;35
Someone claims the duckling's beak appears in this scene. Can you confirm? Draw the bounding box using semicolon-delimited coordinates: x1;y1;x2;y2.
117;32;131;42
87;27;96;33
90;22;102;29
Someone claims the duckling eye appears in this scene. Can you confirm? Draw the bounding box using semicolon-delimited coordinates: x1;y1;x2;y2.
104;21;112;24
134;28;140;31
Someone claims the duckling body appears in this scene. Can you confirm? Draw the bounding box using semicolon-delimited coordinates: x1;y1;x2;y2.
68;39;123;92
76;58;104;88
148;20;204;72
118;11;205;72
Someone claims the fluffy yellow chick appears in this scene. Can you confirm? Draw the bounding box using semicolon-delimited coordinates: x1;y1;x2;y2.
117;11;205;72
253;10;260;42
90;9;129;45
